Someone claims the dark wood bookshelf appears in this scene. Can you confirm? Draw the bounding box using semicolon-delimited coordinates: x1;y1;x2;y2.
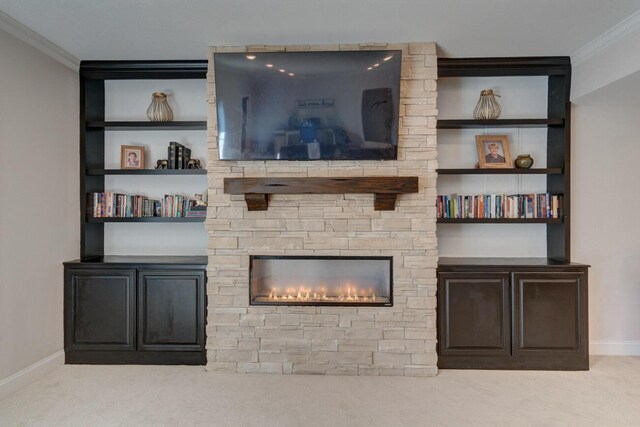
437;56;572;262
437;218;563;224
86;169;206;176
79;61;209;260
86;217;205;223
437;118;563;129
69;60;210;367
437;168;562;175
434;58;588;371
86;121;206;130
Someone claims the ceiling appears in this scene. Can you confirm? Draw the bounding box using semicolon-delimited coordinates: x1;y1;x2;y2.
1;0;640;60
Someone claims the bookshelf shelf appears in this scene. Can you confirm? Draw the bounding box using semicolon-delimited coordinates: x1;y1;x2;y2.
437;118;563;129
437;168;562;175
86;169;207;176
86;217;205;223
437;218;563;224
86;121;207;130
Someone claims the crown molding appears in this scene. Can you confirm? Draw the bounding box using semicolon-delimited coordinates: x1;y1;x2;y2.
0;10;79;71
572;9;640;65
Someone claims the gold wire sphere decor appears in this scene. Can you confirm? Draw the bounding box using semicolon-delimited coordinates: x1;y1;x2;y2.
473;89;502;120
146;92;174;122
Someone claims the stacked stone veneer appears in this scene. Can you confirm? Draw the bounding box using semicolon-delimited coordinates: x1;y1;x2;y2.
206;43;438;376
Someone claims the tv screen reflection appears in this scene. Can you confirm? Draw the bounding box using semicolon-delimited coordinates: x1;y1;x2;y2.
214;50;401;161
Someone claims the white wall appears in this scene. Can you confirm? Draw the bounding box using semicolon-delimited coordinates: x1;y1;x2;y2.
0;29;78;383
572;71;640;355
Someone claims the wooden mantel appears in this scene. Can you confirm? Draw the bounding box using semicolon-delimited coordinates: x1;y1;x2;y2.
224;177;419;211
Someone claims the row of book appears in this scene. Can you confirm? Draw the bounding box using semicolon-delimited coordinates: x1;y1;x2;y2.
168;141;191;169
437;193;563;219
87;192;204;218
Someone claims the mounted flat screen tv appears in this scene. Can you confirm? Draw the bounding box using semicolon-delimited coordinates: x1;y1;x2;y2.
214;50;402;160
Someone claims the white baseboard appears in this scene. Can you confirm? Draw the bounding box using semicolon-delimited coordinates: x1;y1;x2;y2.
0;350;64;401
590;341;640;356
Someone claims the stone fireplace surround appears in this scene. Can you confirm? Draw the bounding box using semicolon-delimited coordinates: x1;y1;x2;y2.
206;42;438;376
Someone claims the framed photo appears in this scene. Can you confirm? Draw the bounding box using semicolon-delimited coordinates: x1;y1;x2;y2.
121;145;145;169
476;135;513;169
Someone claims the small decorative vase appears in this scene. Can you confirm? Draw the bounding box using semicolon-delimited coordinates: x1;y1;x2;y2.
473;89;502;120
146;92;174;122
514;154;534;169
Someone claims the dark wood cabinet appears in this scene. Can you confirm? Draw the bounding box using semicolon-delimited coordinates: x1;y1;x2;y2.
437;259;589;370
138;270;205;351
65;269;136;351
64;257;207;365
438;273;510;357
513;271;587;356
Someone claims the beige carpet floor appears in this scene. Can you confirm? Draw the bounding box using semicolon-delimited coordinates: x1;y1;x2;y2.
0;356;638;426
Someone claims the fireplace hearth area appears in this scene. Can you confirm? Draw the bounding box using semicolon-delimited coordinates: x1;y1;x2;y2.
250;256;392;306
206;42;438;376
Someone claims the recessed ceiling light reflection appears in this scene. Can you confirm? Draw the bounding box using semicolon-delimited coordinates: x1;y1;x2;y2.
383;56;393;61
266;64;274;68
367;67;373;70
279;69;286;73
373;63;380;67
246;55;256;60
288;73;295;76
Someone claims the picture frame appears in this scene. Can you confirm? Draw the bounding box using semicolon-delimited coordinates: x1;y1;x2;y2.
476;135;513;169
121;145;145;169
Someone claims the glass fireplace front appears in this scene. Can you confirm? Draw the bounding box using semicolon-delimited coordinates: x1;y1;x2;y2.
250;256;392;306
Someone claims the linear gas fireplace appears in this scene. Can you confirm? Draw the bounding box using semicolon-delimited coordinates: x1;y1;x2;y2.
250;256;392;306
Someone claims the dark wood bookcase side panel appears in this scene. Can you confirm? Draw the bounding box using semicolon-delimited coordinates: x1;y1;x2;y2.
81;78;106;259
547;73;571;261
84;131;106;171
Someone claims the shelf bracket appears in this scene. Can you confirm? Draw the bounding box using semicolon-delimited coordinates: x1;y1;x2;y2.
244;193;268;211
373;193;398;211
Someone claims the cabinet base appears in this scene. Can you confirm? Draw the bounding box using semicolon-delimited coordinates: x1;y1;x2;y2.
65;350;206;365
438;355;589;370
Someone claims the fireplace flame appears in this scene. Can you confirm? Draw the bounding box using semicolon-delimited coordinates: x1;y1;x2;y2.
263;284;382;303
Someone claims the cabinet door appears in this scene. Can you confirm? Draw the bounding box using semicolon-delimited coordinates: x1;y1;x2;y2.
438;272;511;356
513;272;587;358
138;270;205;351
65;268;136;351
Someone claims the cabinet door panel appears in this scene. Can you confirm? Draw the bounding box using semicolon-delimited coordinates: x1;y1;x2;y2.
514;272;587;356
138;270;205;351
65;269;136;351
438;272;510;356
